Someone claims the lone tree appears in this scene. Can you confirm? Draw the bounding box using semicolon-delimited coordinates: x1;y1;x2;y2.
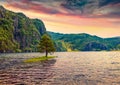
38;34;55;57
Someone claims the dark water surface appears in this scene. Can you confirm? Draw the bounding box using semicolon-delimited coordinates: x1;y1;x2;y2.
0;52;120;85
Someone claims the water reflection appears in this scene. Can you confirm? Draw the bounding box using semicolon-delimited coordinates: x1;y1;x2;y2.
49;52;120;85
0;54;56;85
0;52;120;85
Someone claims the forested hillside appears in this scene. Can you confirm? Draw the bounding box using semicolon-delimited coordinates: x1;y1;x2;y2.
0;5;120;53
0;6;46;52
48;32;120;51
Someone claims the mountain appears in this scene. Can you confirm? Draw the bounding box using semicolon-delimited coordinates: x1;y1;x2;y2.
0;6;46;52
48;31;120;51
0;5;119;52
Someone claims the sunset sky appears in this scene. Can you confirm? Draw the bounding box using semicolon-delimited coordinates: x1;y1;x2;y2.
0;0;120;38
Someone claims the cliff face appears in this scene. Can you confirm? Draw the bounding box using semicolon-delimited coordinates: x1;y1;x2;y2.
0;6;46;52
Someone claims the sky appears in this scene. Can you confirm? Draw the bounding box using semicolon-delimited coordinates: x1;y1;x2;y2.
0;0;120;38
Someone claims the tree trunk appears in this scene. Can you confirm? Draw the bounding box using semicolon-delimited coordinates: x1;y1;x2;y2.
46;50;48;57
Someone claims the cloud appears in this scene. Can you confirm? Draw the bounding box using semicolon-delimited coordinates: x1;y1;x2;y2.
61;0;120;17
99;0;120;6
2;0;120;18
1;0;120;37
5;0;63;14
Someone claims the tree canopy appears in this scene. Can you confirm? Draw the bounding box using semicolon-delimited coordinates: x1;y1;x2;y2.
38;34;55;57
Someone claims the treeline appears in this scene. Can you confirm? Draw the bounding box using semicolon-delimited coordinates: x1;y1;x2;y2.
48;32;120;51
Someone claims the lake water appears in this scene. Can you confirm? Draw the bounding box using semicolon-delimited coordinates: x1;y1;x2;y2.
0;52;120;85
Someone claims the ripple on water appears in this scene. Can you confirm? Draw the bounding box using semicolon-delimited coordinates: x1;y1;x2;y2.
0;52;120;85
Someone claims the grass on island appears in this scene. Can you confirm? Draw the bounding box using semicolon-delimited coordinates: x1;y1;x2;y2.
24;56;56;63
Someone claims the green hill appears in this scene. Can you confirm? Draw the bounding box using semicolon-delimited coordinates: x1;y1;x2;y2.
0;6;46;52
0;5;119;52
48;31;120;51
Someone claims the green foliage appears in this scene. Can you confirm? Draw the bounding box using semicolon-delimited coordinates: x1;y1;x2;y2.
59;41;72;51
54;41;67;51
24;56;55;63
23;47;32;52
116;44;120;50
38;34;55;57
15;49;22;53
0;6;46;52
0;18;17;52
83;42;107;51
32;19;46;35
48;32;120;51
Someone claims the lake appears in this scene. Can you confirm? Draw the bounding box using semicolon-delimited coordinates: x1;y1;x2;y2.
0;52;120;85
